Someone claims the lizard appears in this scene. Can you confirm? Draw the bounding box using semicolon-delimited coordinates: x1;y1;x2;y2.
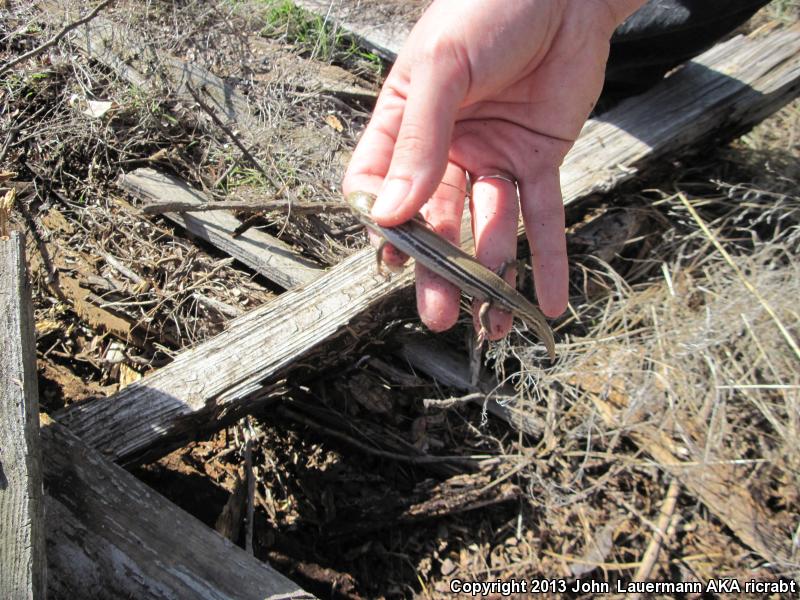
346;191;556;359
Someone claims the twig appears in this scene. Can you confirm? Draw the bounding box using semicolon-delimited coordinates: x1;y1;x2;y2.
97;250;145;286
191;292;242;318
677;192;800;362
231;212;264;238
184;83;282;193
629;479;680;599
277;405;483;467
243;418;255;555
423;392;486;410
140;198;349;215
0;0;116;76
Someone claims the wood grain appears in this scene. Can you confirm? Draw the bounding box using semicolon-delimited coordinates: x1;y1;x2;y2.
57;249;415;464
57;30;800;466
0;232;46;600
119;169;322;289
41;415;314;600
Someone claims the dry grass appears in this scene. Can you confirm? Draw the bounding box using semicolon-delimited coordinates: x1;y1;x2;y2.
478;99;800;585
2;0;798;596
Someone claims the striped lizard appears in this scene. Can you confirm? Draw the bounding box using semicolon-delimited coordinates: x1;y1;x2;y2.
347;191;556;359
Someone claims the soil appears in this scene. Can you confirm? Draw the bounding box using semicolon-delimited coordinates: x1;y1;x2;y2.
2;0;798;598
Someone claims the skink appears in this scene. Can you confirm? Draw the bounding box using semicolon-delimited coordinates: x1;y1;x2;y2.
347;191;556;359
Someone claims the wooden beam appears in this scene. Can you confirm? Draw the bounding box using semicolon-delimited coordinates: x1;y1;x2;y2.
41;415;314;599
118;169;322;289
61;9;346;289
56;29;800;464
0;232;46;599
57;249;414;464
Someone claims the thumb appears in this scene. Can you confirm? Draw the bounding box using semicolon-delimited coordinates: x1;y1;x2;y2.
371;57;467;226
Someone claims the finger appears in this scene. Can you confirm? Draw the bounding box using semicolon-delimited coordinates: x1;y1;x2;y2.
342;86;406;197
344;90;411;266
372;57;468;226
416;164;467;332
469;174;520;340
519;171;568;318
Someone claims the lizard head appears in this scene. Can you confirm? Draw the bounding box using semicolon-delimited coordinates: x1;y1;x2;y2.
346;191;376;216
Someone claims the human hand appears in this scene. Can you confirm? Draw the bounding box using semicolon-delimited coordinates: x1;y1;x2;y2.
343;0;645;340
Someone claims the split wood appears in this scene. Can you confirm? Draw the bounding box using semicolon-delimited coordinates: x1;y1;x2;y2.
58;29;800;466
0;232;46;599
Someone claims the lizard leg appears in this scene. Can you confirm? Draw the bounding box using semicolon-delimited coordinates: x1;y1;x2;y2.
477;300;492;347
496;259;513;281
476;259;515;344
374;239;389;278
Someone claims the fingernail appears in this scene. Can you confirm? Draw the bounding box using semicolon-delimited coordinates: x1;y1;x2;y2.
373;178;411;220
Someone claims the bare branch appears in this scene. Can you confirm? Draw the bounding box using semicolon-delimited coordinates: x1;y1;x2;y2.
140;198;350;215
0;0;116;76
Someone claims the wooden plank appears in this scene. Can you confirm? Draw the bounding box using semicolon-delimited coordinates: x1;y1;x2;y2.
0;233;46;600
560;27;800;200
292;0;430;60
118;169;322;289
41;415;314;600
62;11;338;289
56;30;800;464
57;249;414;464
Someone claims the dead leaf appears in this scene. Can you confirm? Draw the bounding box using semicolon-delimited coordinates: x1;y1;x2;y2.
83;99;114;119
324;114;343;132
119;363;142;389
35;319;61;337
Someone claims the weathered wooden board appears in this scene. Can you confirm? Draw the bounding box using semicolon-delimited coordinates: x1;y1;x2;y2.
56;30;800;465
560;27;800;200
41;415;314;600
119;169;322;289
292;0;431;60
60;8;353;289
57;249;413;464
0;232;46;600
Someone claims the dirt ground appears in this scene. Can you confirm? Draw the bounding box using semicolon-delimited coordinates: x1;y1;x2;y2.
2;1;799;598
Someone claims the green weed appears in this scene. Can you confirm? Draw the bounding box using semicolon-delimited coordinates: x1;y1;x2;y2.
257;0;382;75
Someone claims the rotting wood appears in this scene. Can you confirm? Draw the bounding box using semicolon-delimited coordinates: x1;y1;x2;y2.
40;415;315;600
119;169;321;289
56;30;800;465
0;232;46;600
